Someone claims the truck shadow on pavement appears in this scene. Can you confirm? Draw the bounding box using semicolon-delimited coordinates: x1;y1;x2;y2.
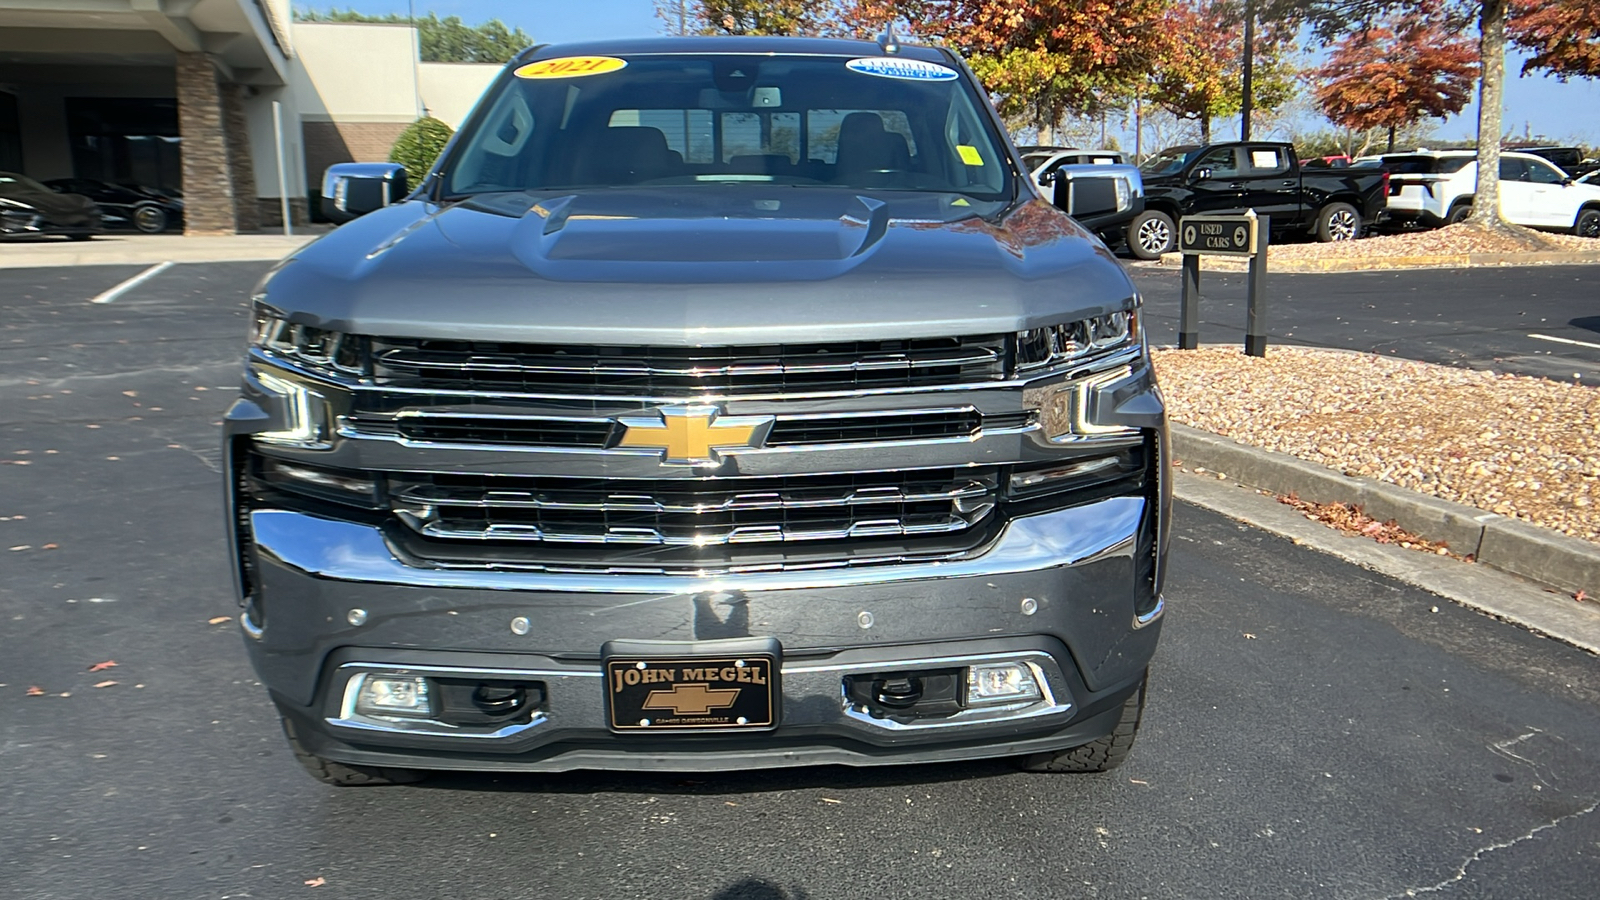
1572;315;1600;335
417;757;1020;796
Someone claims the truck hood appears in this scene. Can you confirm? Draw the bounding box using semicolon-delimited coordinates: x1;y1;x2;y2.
264;187;1137;345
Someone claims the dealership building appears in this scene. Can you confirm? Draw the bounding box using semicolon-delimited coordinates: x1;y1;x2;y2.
0;0;498;233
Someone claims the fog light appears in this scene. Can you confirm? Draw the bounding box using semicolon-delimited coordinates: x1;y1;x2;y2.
966;663;1042;706
355;675;432;718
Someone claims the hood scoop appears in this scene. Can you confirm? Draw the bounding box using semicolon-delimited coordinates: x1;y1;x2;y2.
526;192;892;263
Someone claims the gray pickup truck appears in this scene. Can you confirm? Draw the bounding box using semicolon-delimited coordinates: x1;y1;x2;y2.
226;35;1170;784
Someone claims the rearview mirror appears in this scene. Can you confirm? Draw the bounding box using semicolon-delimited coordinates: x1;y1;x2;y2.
321;163;408;224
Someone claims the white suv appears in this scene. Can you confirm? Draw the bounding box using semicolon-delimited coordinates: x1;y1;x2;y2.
1378;150;1600;237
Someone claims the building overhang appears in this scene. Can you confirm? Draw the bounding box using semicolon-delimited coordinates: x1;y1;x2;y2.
0;0;290;84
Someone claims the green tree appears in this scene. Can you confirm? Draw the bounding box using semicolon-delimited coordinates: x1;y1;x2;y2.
660;0;829;35
1150;0;1299;143
293;8;533;63
389;116;454;184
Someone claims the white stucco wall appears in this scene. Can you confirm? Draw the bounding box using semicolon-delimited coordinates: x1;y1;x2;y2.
290;22;420;123
418;62;499;130
245;85;305;200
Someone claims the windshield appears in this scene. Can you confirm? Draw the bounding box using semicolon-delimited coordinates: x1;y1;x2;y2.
1138;148;1193;177
0;172;51;192
443;53;1012;200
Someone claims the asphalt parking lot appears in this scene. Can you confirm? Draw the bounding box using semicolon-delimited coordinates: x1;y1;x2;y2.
1132;264;1600;384
2;262;1599;899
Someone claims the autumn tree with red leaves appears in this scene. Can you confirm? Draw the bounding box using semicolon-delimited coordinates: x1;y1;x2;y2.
1311;4;1479;151
1150;0;1298;143
835;1;1173;141
1510;0;1600;81
658;0;829;36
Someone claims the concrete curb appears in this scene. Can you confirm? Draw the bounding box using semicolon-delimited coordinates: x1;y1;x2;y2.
1157;248;1600;274
0;233;322;269
1170;423;1600;598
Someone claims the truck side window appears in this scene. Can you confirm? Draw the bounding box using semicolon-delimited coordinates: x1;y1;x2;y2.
1245;147;1287;174
1498;158;1528;182
1525;160;1566;184
1194;147;1240;178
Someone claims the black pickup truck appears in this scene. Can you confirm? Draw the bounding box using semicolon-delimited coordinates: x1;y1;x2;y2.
1126;141;1389;259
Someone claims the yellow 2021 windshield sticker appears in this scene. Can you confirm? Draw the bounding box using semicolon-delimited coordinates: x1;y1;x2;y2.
515;56;627;79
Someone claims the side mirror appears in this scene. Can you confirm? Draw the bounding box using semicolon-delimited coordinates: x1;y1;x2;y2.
321;163;408;223
1190;167;1213;182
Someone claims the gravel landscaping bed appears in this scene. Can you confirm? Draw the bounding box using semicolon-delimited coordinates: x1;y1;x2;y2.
1270;222;1599;261
1152;346;1600;545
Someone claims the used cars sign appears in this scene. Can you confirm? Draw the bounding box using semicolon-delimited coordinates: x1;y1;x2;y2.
1179;211;1260;257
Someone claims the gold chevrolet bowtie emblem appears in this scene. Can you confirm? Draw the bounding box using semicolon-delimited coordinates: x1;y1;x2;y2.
642;683;742;716
615;405;774;466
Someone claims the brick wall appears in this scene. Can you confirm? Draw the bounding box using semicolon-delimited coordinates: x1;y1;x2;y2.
176;52;237;235
257;197;310;228
221;83;260;233
302;120;410;189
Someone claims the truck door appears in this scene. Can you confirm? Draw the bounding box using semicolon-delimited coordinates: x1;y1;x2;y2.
1186;146;1246;215
1237;144;1303;225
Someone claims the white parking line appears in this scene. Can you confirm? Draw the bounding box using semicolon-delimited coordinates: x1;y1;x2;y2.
1527;333;1600;351
90;261;175;305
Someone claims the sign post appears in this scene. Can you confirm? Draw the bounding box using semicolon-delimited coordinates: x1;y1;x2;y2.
1175;209;1270;355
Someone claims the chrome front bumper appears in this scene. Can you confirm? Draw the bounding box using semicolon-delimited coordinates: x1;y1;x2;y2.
245;496;1162;771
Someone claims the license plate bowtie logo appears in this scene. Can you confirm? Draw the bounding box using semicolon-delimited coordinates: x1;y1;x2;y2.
616;405;773;466
642;683;741;716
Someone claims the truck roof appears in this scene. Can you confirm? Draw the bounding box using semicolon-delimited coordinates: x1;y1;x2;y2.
515;36;952;65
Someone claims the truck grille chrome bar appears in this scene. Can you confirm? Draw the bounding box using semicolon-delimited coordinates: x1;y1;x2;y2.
390;469;998;547
371;335;1006;396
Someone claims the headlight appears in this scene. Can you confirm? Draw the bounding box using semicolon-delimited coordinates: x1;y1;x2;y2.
252;305;367;377
1016;309;1138;373
1113;176;1133;212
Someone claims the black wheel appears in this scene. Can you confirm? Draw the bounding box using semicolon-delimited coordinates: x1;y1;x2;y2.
279;713;427;786
1316;202;1361;242
133;205;168;234
1015;674;1146;773
1446;203;1473;225
1574;208;1600;239
1126;210;1176;260
67;233;94;242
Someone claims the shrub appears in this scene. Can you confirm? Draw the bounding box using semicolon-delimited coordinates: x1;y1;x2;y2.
388;117;455;185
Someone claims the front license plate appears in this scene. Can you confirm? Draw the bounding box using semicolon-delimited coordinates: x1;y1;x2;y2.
606;656;776;732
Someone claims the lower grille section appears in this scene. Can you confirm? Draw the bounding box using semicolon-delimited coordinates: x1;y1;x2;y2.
389;469;998;547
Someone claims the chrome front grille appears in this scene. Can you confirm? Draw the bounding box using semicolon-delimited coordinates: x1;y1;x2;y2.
343;408;1034;449
389;469;998;547
370;335;1007;397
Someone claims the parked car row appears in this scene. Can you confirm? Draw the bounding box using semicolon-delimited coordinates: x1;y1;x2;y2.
1022;139;1600;257
1354;149;1600;239
1;174;184;241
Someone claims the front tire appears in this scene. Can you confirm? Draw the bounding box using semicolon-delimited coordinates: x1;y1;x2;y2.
1316;202;1361;242
1126;210;1176;260
67;233;94;242
133;205;168;234
1446;203;1473;225
279;714;428;786
1574;208;1600;239
1015;674;1146;773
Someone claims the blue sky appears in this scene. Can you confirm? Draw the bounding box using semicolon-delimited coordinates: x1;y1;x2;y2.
291;1;1600;145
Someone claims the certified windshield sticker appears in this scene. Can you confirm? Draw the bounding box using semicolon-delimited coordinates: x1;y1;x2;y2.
515;56;627;79
845;58;959;81
957;144;984;166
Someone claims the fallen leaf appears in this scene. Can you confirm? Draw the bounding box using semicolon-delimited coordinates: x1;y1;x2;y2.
724;801;739;807
121;390;138;397
41;543;58;550
1243;633;1258;639
9;545;30;551
93;680;118;689
1577;590;1589;603
87;660;117;672
1129;779;1149;785
304;877;326;887
208;616;231;625
26;686;44;696
819;797;843;804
